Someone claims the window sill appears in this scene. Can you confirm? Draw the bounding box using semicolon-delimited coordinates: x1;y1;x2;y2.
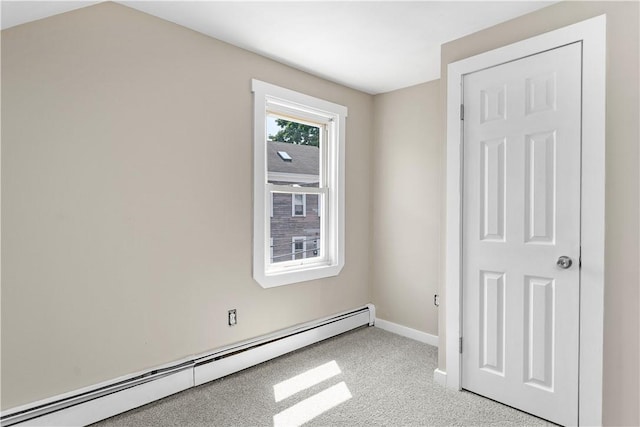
255;262;344;288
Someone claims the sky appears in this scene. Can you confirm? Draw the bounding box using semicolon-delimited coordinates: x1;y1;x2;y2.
267;116;279;140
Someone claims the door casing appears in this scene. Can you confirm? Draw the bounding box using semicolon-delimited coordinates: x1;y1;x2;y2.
443;15;606;426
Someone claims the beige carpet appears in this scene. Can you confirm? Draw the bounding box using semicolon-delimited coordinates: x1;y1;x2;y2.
92;326;552;426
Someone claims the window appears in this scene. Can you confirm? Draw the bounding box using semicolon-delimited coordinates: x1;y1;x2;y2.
252;79;347;288
291;237;306;260
292;194;306;217
277;151;292;161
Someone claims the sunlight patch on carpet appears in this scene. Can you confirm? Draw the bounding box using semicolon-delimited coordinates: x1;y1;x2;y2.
273;360;342;402
273;381;352;427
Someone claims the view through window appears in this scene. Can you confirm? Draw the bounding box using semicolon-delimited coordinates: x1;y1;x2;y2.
267;115;322;265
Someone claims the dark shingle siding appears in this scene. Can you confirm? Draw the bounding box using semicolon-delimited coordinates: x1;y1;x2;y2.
270;193;320;263
267;141;319;175
266;141;321;263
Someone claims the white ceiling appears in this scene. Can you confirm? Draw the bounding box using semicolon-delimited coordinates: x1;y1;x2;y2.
1;1;556;94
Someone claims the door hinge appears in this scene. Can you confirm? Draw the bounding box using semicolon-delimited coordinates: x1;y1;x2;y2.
459;337;463;354
460;104;464;120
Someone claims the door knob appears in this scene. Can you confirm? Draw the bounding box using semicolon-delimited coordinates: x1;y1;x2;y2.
557;256;572;269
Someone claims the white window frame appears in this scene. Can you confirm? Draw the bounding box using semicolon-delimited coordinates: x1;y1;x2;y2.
270;237;274;263
252;79;347;288
291;193;306;217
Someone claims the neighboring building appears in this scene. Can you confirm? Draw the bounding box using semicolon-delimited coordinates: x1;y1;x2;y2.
267;141;321;263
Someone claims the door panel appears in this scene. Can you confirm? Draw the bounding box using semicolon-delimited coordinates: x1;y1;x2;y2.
462;42;581;426
479;270;505;374
525;131;556;243
523;275;555;390
480;138;506;242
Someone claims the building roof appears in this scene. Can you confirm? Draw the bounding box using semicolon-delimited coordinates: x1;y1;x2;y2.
267;141;319;176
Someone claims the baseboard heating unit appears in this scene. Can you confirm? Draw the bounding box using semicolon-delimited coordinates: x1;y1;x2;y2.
1;305;375;427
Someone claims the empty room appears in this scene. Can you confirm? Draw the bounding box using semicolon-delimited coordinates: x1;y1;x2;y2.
1;1;638;426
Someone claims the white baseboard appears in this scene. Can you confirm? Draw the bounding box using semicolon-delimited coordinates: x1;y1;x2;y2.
374;318;438;347
433;368;447;387
194;308;372;385
1;305;375;427
13;369;193;427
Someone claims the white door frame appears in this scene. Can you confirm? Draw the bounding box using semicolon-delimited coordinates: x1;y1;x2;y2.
444;15;606;426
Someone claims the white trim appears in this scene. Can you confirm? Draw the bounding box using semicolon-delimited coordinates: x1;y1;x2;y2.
269;185;325;195
444;15;606;426
268;172;319;184
194;308;372;386
270;237;274;262
433;369;447;387
366;303;376;326
2;305;374;427
0;353;195;422
374;319;439;347
252;79;346;288
10;370;192;427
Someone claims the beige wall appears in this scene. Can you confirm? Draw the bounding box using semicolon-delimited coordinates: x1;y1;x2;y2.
2;1;638;424
438;2;639;425
370;81;441;335
0;2;373;409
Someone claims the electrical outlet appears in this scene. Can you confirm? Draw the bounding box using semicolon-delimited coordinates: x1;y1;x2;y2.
228;309;237;326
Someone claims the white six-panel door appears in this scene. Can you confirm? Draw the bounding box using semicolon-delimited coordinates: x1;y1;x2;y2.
461;42;581;426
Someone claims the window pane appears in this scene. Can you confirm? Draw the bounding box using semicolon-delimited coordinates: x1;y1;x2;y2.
292;194;305;216
267;115;320;188
293;239;304;261
270;192;321;264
